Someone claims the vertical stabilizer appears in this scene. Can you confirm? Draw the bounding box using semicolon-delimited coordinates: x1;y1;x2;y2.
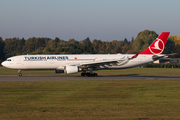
139;32;170;55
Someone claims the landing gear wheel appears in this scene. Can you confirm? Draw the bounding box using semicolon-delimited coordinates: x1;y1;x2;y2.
93;73;98;77
86;72;92;77
19;73;22;77
81;73;86;76
18;70;22;77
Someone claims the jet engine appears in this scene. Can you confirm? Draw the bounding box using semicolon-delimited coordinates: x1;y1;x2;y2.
64;66;80;74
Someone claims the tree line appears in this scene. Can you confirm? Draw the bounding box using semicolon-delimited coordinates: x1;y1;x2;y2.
143;63;180;68
0;30;180;64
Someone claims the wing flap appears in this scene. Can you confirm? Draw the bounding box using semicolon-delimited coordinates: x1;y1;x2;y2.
76;58;129;68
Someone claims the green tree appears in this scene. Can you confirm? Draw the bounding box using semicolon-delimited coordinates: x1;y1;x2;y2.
99;42;107;54
3;38;19;58
115;40;124;53
164;36;177;57
80;37;94;53
132;30;158;52
92;39;102;54
23;37;36;54
16;38;25;55
54;37;60;48
164;38;175;54
122;44;130;54
67;38;79;54
123;38;129;45
32;38;47;54
0;37;5;62
43;39;56;54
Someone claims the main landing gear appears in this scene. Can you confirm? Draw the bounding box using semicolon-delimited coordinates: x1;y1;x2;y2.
81;72;98;77
18;70;22;77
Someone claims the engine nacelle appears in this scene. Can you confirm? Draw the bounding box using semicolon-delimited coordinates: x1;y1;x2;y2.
54;70;64;73
64;66;79;74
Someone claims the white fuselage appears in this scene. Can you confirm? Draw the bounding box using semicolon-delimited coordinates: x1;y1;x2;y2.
1;54;154;70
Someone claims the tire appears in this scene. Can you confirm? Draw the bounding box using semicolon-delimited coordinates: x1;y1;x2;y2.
81;73;86;76
87;73;92;77
19;73;22;77
93;73;98;77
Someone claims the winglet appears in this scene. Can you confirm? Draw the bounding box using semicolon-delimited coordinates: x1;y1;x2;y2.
139;32;170;55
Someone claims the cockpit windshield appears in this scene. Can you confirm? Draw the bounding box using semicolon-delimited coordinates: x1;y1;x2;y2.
6;59;11;61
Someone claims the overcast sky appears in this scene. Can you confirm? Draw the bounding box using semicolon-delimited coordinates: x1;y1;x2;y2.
0;0;180;41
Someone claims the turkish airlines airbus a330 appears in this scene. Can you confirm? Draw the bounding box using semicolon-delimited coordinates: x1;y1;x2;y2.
1;32;170;77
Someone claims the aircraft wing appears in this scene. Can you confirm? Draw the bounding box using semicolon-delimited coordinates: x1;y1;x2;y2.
79;59;121;66
58;58;129;70
58;54;139;69
74;56;131;68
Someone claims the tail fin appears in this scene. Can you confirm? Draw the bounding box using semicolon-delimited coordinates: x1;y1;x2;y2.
139;32;170;55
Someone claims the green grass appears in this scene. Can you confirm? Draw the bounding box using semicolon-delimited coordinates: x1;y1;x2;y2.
1;67;180;119
1;66;180;76
1;80;180;119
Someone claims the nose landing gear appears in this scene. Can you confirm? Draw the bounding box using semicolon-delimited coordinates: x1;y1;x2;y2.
18;70;22;77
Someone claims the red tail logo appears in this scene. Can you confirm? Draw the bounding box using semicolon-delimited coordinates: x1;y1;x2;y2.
149;38;164;54
140;32;170;55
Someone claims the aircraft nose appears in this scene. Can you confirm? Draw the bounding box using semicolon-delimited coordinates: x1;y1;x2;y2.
1;61;6;67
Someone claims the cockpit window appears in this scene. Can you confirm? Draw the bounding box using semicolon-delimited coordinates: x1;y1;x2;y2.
6;59;11;61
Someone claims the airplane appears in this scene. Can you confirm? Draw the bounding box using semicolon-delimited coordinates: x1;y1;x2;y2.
1;32;170;77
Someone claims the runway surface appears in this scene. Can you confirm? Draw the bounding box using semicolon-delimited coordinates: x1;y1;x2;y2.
0;75;180;81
